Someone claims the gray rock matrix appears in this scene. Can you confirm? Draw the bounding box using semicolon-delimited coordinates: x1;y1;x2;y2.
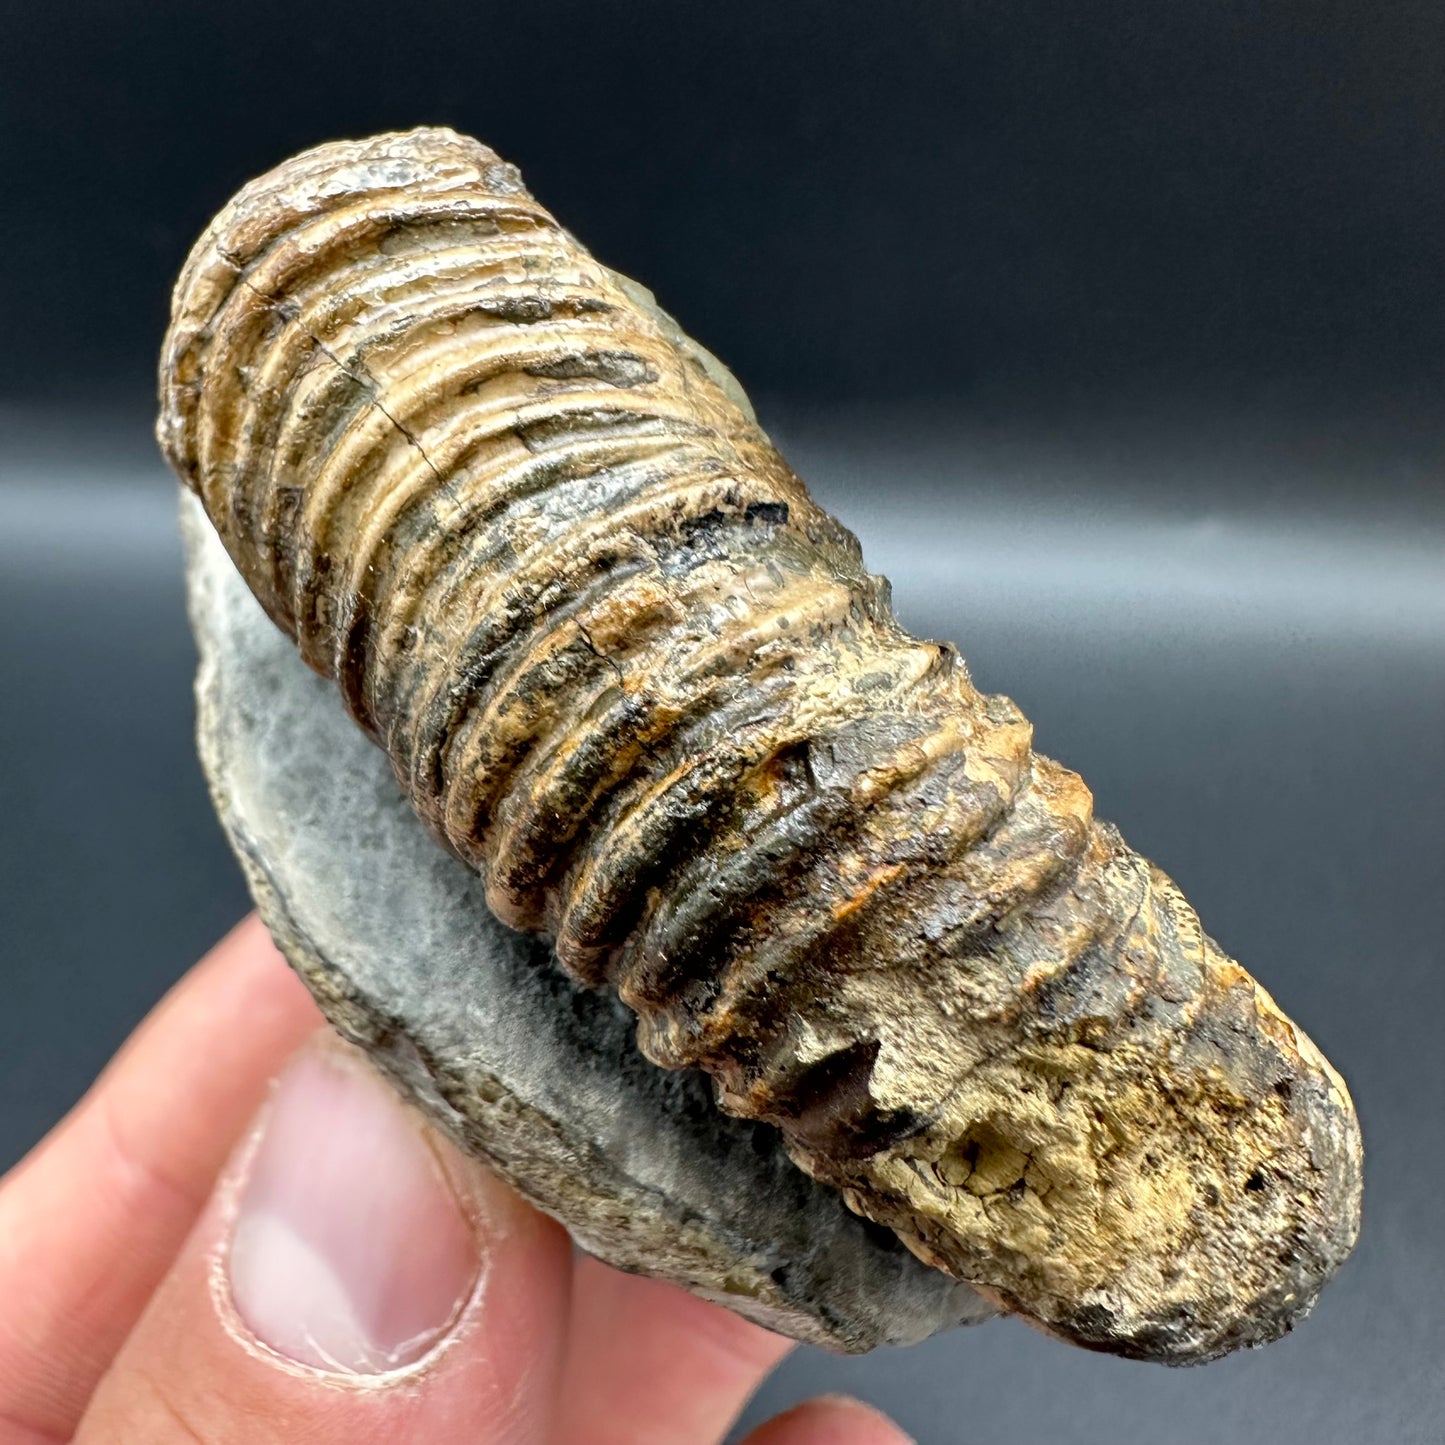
181;490;993;1352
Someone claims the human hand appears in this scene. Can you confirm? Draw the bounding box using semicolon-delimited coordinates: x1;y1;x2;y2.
0;916;913;1444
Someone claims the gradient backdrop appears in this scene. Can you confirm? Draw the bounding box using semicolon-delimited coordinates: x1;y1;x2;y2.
1;4;1441;1442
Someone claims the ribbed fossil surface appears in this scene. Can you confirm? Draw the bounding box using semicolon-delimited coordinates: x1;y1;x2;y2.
158;127;1362;1363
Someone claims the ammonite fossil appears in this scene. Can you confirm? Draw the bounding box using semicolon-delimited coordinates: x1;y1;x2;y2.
158;127;1362;1364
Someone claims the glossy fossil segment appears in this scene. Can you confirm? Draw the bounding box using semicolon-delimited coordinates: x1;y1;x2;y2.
159;127;1362;1363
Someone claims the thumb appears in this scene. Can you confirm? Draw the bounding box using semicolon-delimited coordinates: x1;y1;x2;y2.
75;1033;573;1444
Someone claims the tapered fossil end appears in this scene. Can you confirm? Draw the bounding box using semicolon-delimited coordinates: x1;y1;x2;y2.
824;939;1365;1364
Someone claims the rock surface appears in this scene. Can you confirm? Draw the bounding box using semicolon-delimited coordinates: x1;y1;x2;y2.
181;490;994;1352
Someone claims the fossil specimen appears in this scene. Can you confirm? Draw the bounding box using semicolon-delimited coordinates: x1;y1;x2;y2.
158;127;1362;1364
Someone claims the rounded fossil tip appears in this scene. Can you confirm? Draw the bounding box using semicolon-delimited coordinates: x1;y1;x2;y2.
826;923;1364;1366
970;1133;1362;1365
1032;1008;1363;1365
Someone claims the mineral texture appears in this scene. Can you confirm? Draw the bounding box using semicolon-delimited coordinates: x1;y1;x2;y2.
162;127;1362;1363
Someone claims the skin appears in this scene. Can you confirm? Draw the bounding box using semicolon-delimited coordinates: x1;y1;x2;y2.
0;917;912;1445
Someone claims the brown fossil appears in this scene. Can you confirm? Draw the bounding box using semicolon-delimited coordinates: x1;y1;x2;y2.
158;127;1362;1364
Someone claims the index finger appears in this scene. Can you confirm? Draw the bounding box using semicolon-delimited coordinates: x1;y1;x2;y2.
0;915;320;1442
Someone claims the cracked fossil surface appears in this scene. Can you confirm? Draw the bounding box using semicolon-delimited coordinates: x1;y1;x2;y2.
161;127;1362;1364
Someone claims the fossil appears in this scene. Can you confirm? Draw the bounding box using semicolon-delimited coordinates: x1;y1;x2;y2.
158;126;1362;1364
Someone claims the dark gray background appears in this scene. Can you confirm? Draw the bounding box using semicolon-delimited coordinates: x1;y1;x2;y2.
1;3;1441;1442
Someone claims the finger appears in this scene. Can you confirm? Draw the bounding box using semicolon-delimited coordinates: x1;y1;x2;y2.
554;1252;793;1445
739;1395;917;1445
0;915;320;1442
75;1035;573;1444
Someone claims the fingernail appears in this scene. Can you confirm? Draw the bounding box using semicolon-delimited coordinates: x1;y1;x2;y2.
226;1040;480;1374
